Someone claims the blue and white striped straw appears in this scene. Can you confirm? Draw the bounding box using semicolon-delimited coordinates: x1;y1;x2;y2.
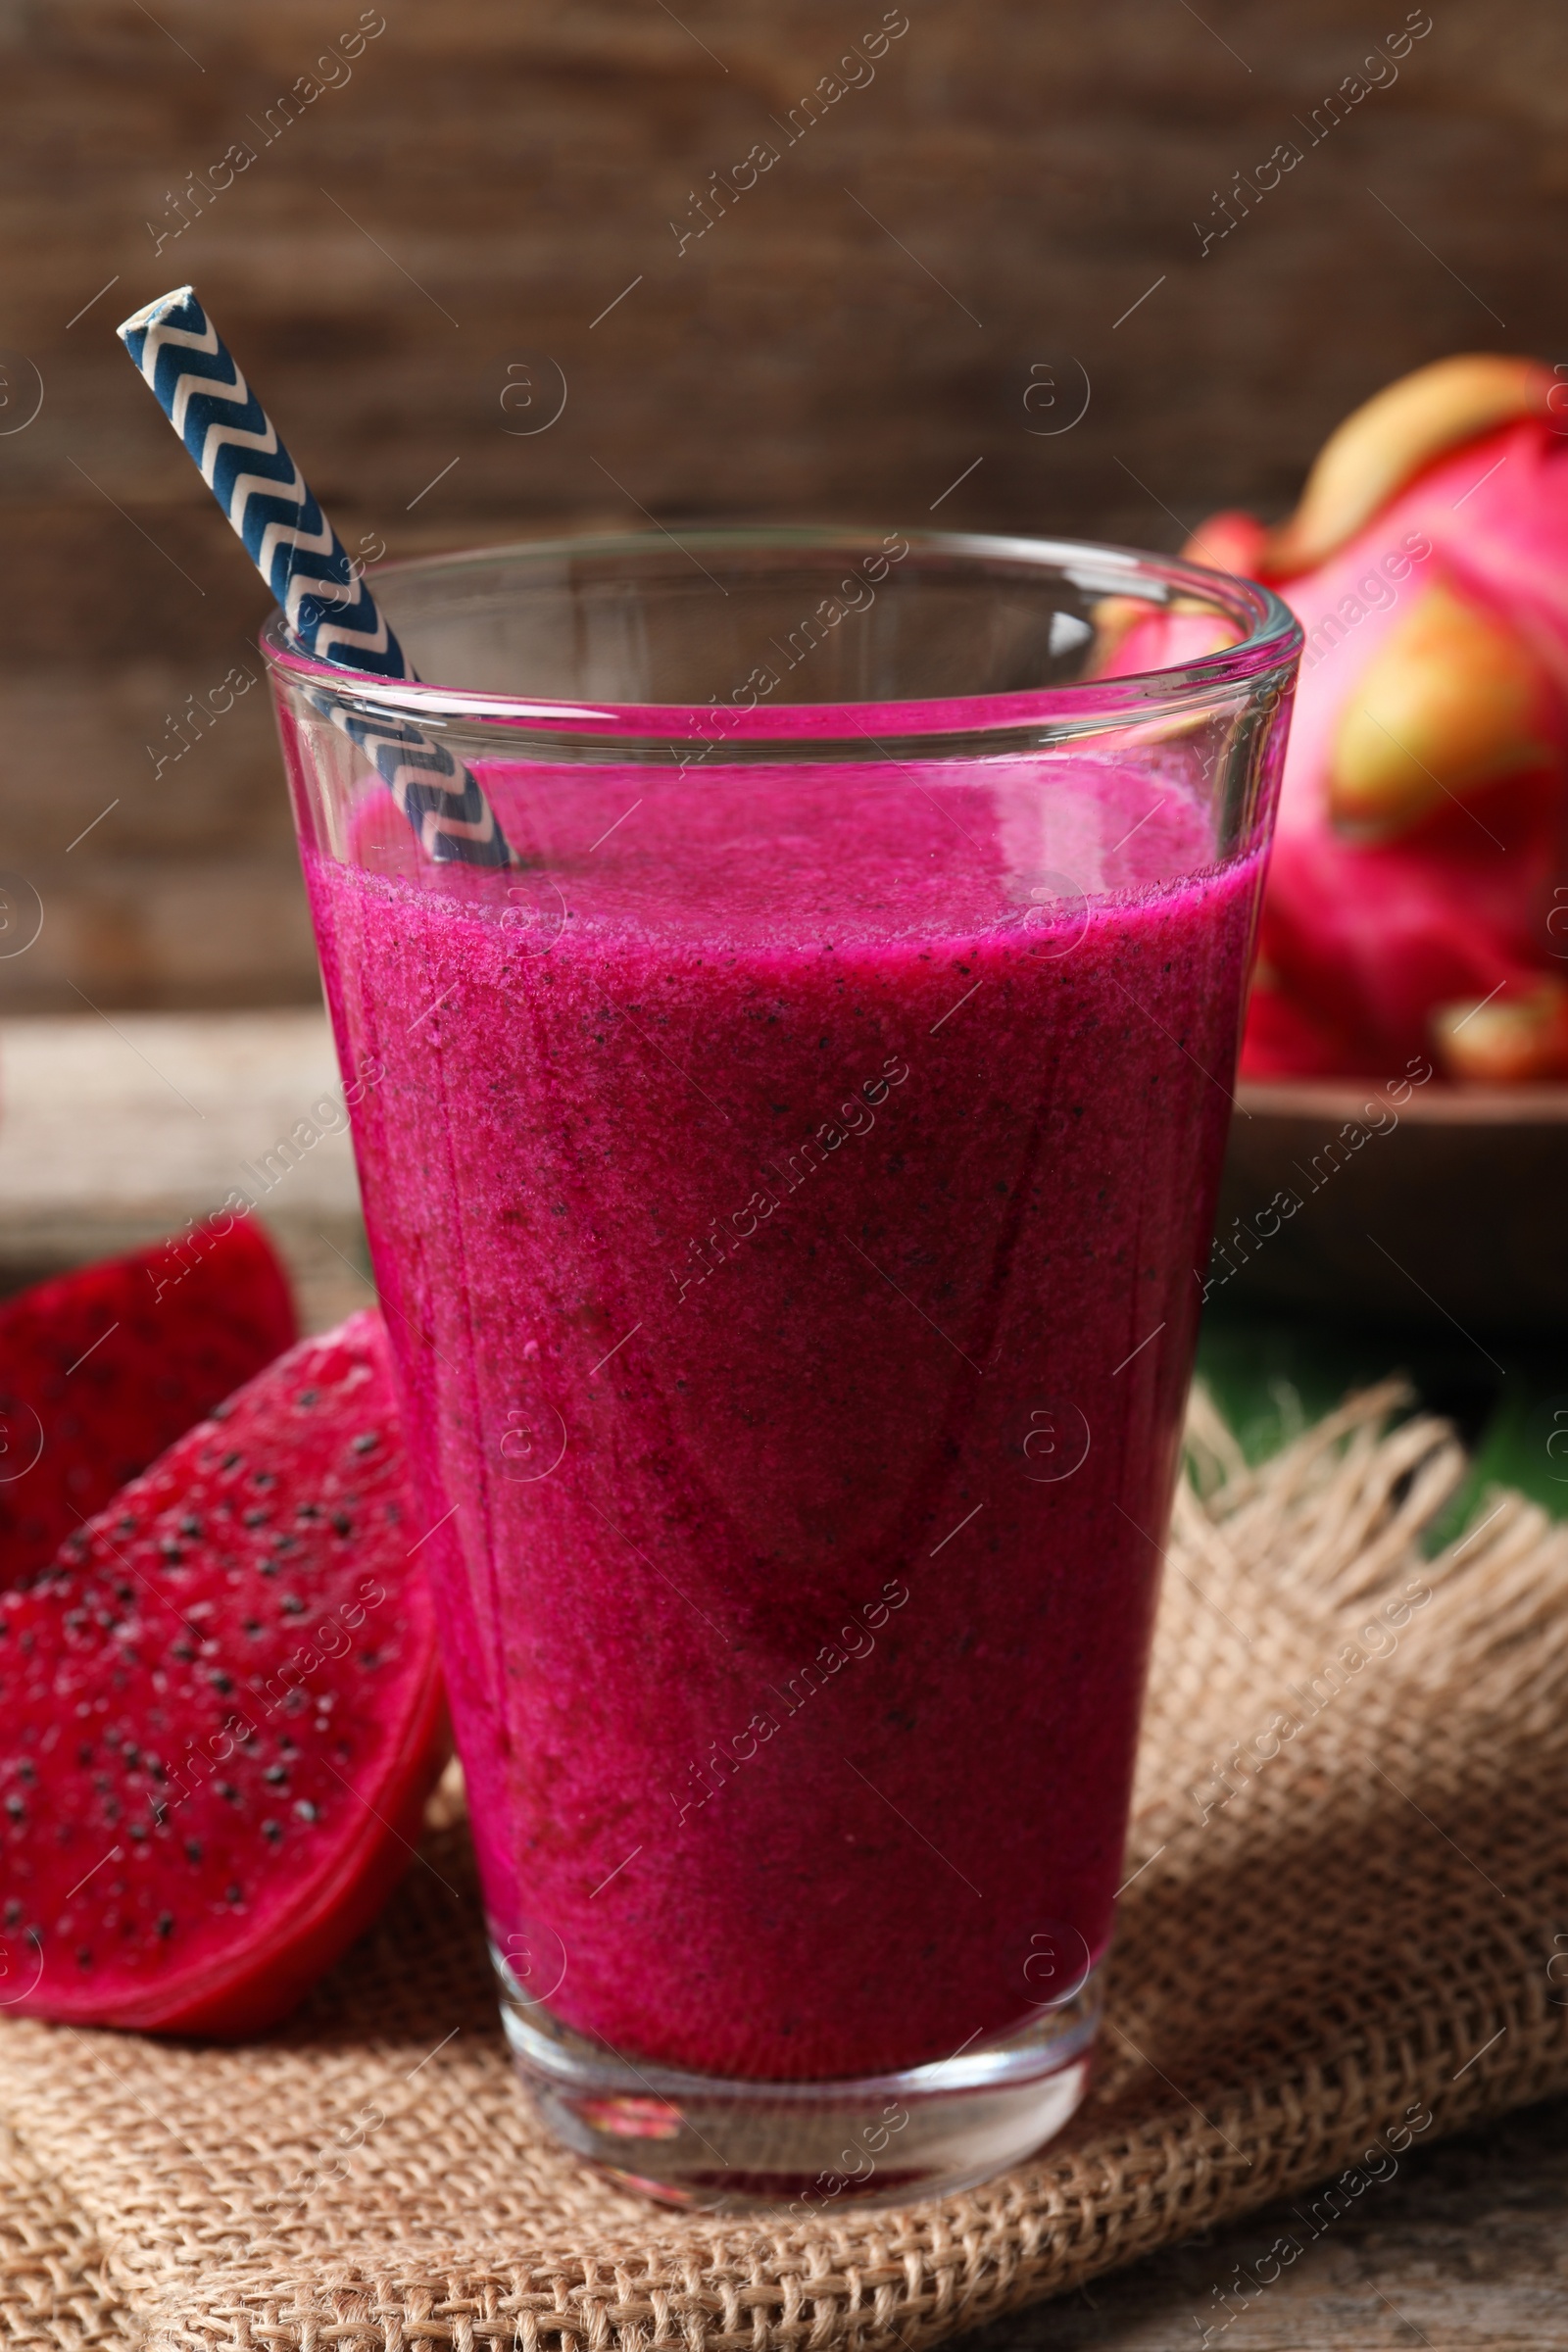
117;285;512;869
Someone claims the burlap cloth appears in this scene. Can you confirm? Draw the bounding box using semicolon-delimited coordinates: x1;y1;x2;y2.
2;1381;1565;2352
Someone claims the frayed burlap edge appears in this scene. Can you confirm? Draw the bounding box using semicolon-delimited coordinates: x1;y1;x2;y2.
1;1384;1564;2352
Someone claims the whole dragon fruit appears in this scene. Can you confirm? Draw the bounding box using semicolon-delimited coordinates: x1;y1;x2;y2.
1183;355;1568;1083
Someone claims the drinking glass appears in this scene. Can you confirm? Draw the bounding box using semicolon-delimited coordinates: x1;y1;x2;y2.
265;526;1299;2209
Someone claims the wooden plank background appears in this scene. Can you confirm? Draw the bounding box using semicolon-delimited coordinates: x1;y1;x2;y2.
0;0;1564;1007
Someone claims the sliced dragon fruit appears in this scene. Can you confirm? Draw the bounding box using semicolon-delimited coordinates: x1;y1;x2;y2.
0;1309;447;2035
0;1217;296;1584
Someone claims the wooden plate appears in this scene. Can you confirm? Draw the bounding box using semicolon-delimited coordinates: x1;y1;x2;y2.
1211;1080;1568;1336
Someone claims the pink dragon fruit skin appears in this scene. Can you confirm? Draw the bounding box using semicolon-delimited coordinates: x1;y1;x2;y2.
1244;405;1568;1078
1140;358;1568;1083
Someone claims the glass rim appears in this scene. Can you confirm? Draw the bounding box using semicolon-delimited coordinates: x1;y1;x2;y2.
259;523;1302;746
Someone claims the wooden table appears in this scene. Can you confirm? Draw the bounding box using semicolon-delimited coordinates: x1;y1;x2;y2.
966;2096;1568;2352
0;1008;372;1332
4;1012;1565;2350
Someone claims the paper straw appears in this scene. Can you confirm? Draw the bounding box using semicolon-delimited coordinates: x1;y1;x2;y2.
117;286;512;869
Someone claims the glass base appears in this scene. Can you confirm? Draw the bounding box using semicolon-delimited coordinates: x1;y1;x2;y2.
494;1946;1102;2212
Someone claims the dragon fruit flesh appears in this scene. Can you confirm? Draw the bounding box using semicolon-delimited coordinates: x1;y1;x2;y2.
0;1216;296;1587
0;1309;446;2034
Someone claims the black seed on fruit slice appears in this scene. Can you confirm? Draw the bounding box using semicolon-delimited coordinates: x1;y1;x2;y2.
264;1765;287;1786
262;1820;282;1844
220;1451;241;1470
243;1509;270;1528
76;1948;92;1970
184;1839;203;1863
156;1913;174;1938
332;1513;353;1537
352;1432;379;1454
4;1796;24;1821
279;1595;305;1616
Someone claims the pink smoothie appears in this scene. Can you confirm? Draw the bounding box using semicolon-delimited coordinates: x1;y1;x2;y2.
305;751;1260;2082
